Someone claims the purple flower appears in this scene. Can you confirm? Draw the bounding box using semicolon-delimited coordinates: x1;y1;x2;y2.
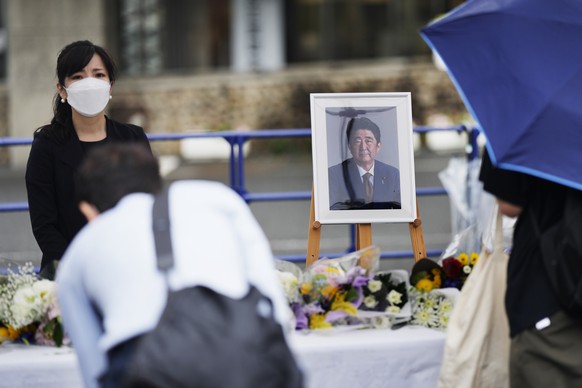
352;275;370;288
291;303;308;330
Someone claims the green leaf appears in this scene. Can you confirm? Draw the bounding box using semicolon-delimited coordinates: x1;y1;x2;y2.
346;288;358;302
410;270;429;286
53;322;64;347
43;318;56;335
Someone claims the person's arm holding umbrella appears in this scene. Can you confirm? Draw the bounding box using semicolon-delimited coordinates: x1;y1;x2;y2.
497;199;522;218
479;149;528;214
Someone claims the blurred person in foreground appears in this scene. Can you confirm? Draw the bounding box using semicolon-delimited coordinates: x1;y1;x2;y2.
328;116;401;210
25;40;151;279
56;143;293;388
479;149;582;388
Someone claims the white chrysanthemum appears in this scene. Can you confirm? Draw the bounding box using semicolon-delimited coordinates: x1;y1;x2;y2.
463;265;472;274
439;299;453;313
438;313;450;328
422;296;436;309
367;279;382;293
364;295;378;309
387;290;402;305
412;307;439;328
386;305;401;313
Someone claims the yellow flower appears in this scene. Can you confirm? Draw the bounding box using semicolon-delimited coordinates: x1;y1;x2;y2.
324;267;341;275
331;300;358;316
416;278;434;292
458;253;469;266
309;314;332;329
299;282;312;295
470;252;479;265
0;325;20;343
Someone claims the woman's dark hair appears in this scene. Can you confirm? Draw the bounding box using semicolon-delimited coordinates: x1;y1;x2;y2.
35;40;117;142
76;143;161;213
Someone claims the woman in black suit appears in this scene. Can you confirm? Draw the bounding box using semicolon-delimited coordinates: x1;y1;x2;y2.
25;40;152;277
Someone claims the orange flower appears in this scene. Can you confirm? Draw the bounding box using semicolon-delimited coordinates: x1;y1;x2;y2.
433;274;442;288
416;278;434;292
321;284;338;299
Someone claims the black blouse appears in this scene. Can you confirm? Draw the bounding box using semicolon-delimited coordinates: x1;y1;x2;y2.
25;117;152;271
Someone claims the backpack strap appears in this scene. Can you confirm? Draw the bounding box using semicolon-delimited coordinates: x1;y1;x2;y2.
152;184;174;273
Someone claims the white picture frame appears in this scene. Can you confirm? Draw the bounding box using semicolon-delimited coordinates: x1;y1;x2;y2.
310;92;417;224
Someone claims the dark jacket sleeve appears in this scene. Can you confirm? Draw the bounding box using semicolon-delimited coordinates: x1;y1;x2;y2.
25;135;69;264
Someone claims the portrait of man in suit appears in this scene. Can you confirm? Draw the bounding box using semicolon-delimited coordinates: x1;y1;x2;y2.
328;116;401;210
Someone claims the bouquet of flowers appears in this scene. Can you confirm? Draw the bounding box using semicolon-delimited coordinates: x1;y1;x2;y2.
278;246;381;330
361;271;408;313
440;251;479;290
409;258;445;292
407;258;460;330
292;262;370;330
409;288;459;330
0;262;67;346
358;269;411;328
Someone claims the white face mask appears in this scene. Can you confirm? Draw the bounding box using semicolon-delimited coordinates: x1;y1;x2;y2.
64;77;111;117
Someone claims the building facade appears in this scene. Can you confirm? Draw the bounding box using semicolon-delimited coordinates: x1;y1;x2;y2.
1;0;466;167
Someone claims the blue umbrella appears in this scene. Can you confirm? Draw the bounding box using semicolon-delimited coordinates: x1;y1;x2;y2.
421;0;582;190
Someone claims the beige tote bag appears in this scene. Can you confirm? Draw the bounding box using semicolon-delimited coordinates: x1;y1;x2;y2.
437;208;510;388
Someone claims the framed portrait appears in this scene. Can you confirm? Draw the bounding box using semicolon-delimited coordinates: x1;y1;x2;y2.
310;92;416;224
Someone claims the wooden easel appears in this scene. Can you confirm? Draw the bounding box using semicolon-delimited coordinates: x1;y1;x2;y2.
306;187;427;267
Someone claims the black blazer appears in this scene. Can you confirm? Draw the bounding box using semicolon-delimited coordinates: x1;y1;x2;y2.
25;117;152;270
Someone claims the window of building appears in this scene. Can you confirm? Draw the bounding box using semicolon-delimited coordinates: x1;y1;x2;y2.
109;0;462;75
112;0;230;76
284;0;463;63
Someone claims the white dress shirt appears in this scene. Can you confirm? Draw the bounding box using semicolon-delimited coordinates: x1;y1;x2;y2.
56;180;291;388
355;163;375;185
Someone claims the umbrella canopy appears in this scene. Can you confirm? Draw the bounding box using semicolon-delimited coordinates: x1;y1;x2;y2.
421;0;582;190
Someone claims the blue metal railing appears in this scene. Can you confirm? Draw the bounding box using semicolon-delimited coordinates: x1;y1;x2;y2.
0;125;480;261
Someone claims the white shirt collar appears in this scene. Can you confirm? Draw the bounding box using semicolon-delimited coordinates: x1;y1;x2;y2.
356;162;375;181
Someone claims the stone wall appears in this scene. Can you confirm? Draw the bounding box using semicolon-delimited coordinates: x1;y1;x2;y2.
110;57;467;157
0;57;468;165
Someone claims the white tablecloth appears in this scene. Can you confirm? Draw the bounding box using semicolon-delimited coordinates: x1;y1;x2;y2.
289;326;446;388
0;326;445;388
0;344;82;388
